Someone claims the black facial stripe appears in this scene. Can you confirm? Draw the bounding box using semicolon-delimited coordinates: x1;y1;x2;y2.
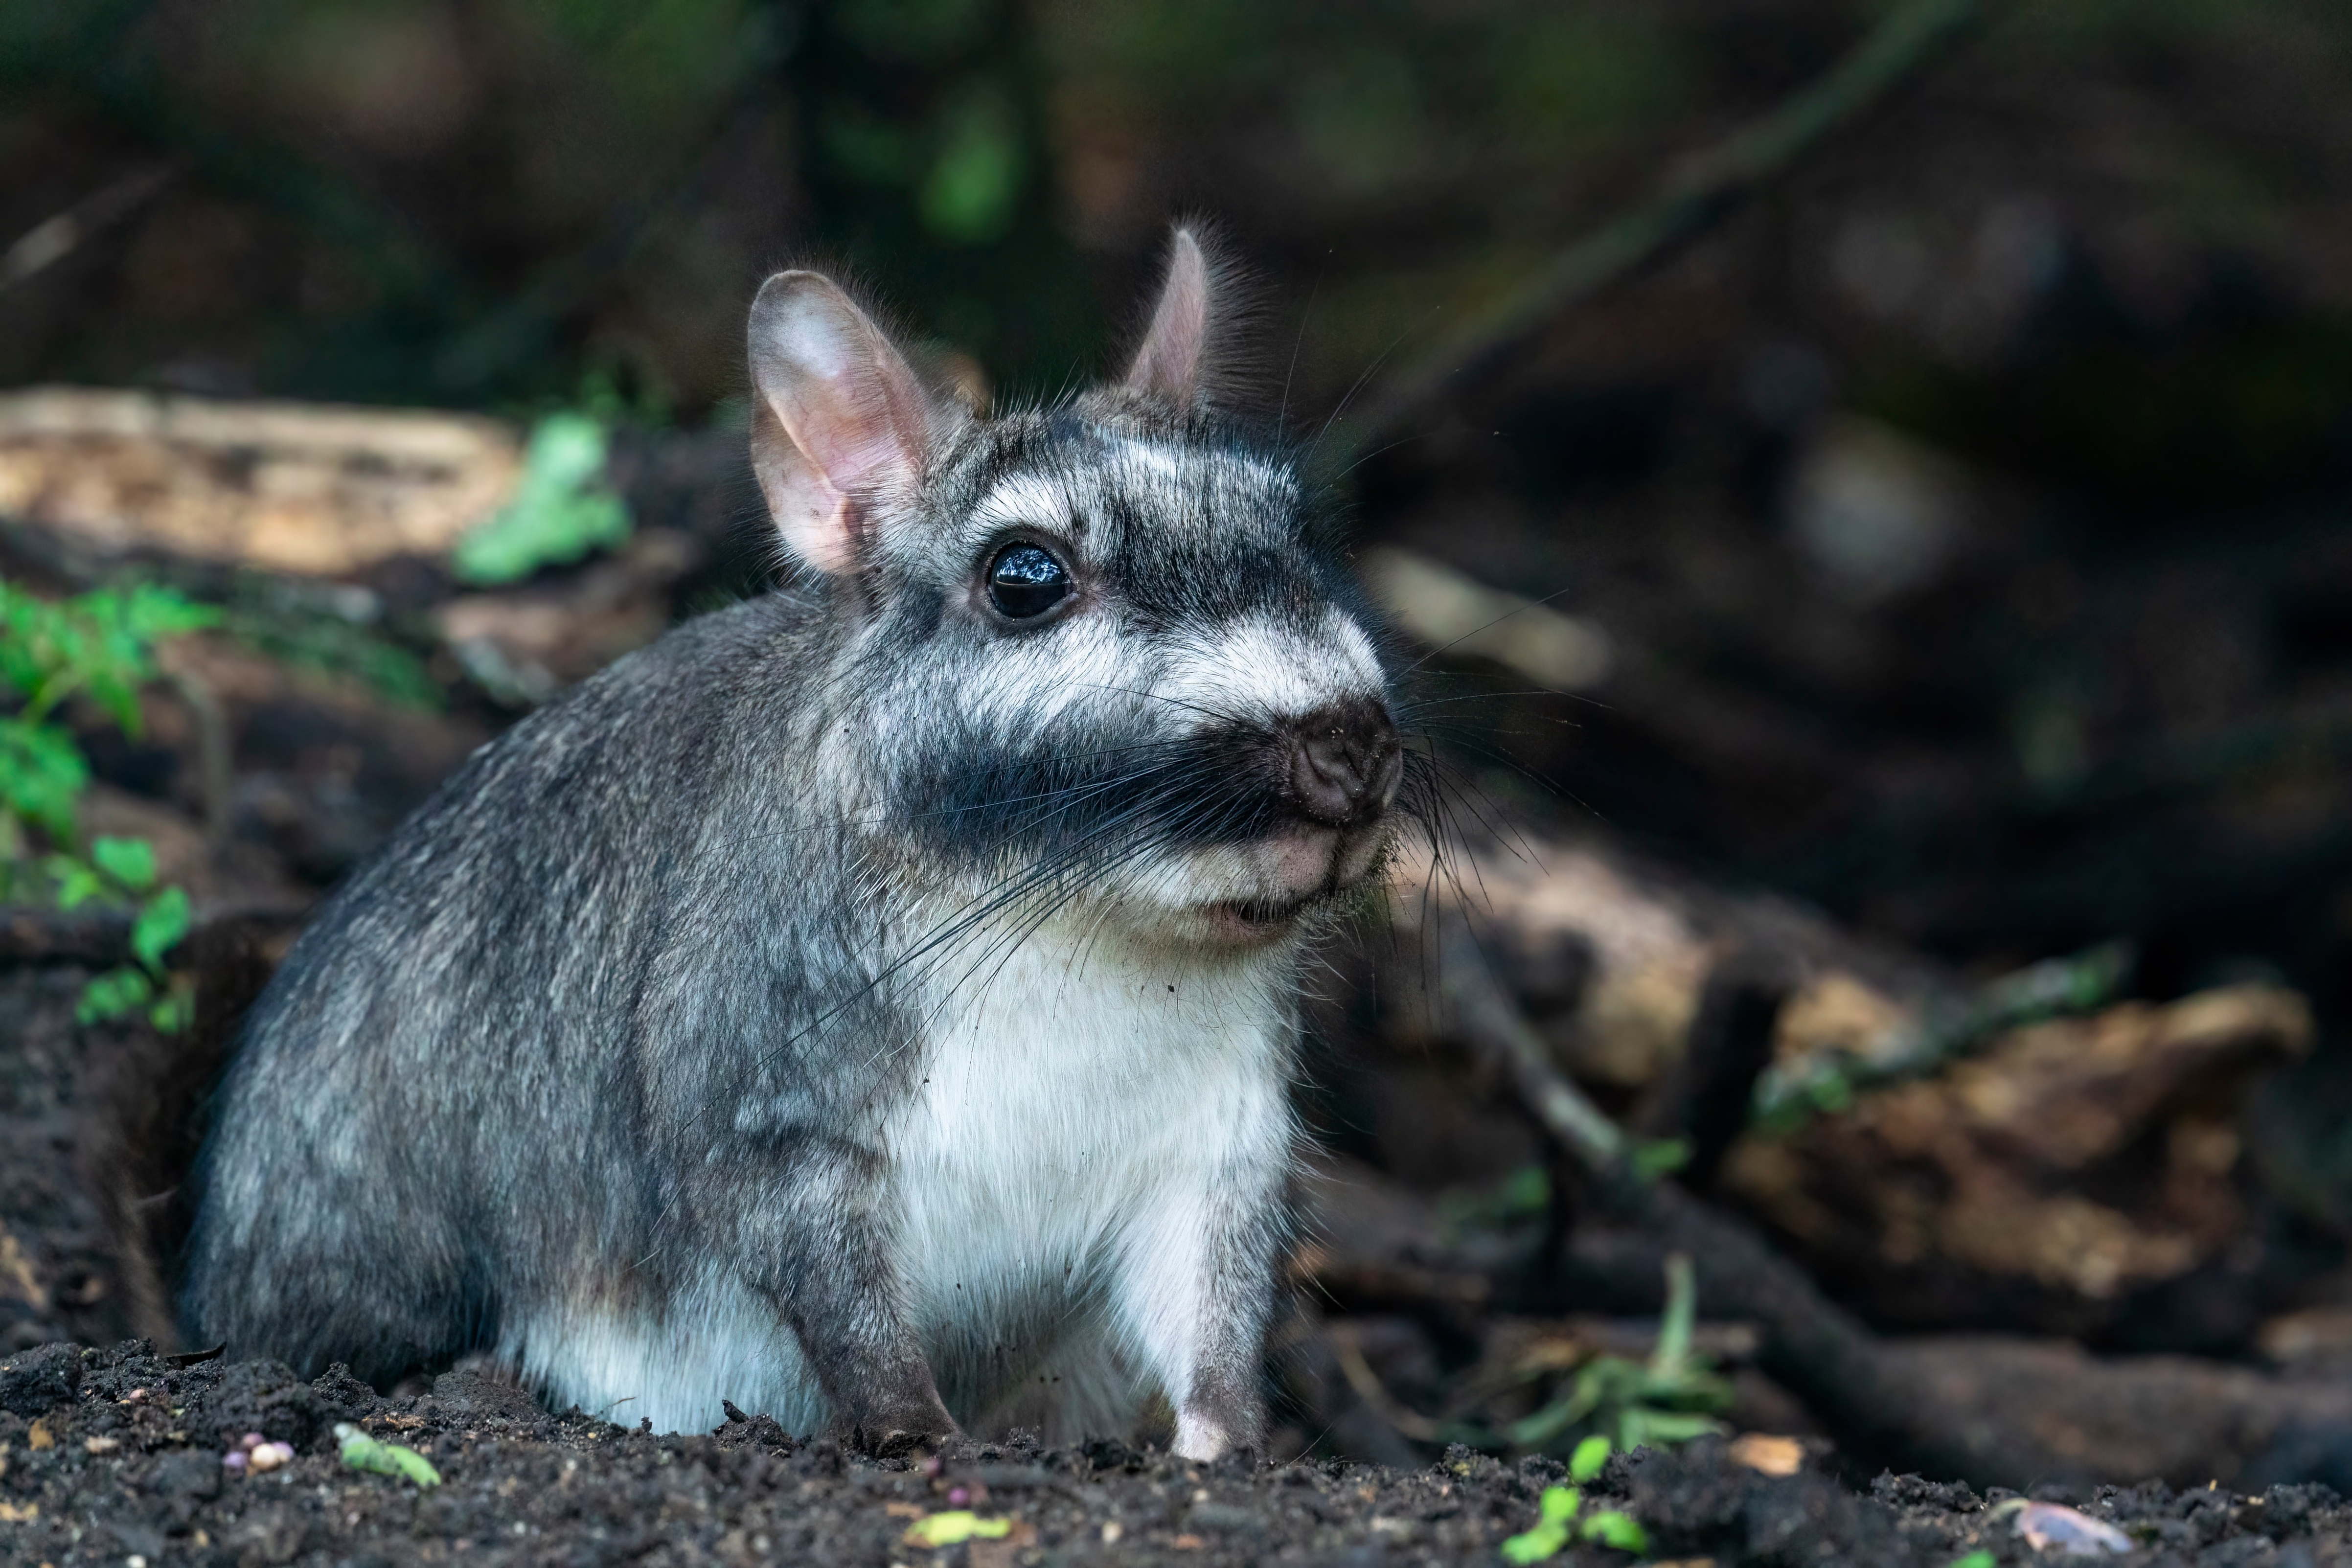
887;707;1313;874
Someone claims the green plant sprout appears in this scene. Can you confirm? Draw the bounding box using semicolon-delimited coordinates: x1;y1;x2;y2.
902;1511;1015;1548
333;1423;441;1487
0;580;214;1029
1497;1438;1650;1563
1503;1254;1732;1454
453;412;633;585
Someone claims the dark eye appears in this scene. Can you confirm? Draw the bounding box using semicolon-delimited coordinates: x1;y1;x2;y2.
987;543;1072;619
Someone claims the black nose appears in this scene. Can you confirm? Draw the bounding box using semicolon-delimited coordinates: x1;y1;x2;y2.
1284;699;1402;827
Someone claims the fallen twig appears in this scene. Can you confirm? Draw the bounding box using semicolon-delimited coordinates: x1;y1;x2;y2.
0;162;182;294
1324;1320;1450;1444
1440;920;1628;1172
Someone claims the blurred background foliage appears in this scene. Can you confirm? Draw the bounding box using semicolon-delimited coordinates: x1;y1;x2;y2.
6;0;2350;439
9;0;2338;427
7;0;2352;1023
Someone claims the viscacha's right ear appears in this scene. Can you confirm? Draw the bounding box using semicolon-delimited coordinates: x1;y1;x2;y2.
747;272;945;575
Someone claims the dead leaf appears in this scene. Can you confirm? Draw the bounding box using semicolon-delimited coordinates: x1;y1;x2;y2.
0;1229;45;1311
1727;1433;1805;1477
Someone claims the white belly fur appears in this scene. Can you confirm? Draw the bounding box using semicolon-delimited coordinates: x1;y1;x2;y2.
507;921;1294;1437
892;921;1292;1437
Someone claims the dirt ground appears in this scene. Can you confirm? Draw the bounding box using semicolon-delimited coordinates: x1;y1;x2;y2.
1;1339;2346;1568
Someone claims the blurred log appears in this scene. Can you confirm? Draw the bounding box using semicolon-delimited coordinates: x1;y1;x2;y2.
1381;827;1956;1096
1373;822;2284;1341
0;386;518;576
1429;924;2352;1490
1720;985;2311;1337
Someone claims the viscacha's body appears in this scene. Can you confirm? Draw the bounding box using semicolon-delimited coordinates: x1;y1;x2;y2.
182;230;1407;1458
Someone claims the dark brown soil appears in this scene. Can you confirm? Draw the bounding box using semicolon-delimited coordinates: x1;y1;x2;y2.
0;1340;2345;1568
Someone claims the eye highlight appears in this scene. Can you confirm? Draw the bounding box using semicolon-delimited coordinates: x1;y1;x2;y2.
987;543;1072;619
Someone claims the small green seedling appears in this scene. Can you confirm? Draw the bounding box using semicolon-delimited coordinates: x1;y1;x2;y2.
1499;1483;1582;1565
1498;1442;1650;1563
1946;1553;1996;1568
1580;1509;1649;1551
453;413;633;585
0;581;212;1028
334;1422;441;1486
902;1511;1013;1547
1504;1254;1730;1454
1630;1136;1692;1180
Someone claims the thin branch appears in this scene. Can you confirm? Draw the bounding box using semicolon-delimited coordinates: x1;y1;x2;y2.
1340;0;1982;456
1439;917;1626;1172
0;161;182;294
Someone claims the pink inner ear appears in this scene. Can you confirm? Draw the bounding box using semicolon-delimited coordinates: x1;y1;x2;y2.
749;403;859;574
1125;229;1210;405
747;273;936;574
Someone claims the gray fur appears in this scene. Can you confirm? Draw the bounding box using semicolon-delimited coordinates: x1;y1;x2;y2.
181;232;1404;1454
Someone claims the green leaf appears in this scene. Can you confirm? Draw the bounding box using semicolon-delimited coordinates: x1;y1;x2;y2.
335;1422;441;1486
0;717;89;840
1579;1509;1649;1552
50;859;104;910
120;583;220;639
1946;1554;1996;1568
1568;1435;1611;1483
1654;1254;1697;1376
1537;1485;1580;1526
85;665;145;735
1619;1407;1727;1449
1631;1136;1691;1180
76;966;152;1024
131;886;192;975
149;986;194;1034
91;836;157;890
920;82;1023;243
1498;1521;1569;1565
902;1511;1013;1547
452;414;633;585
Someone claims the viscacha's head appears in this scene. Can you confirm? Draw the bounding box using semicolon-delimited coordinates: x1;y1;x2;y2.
748;226;1412;950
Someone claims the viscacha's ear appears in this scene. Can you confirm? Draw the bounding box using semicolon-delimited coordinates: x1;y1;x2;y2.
747;271;946;574
1123;225;1221;409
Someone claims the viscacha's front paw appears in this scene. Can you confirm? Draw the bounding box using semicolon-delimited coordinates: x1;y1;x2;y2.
1175;1386;1266;1463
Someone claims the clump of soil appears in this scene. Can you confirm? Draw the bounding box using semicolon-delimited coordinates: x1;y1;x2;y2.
1;1341;2345;1567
